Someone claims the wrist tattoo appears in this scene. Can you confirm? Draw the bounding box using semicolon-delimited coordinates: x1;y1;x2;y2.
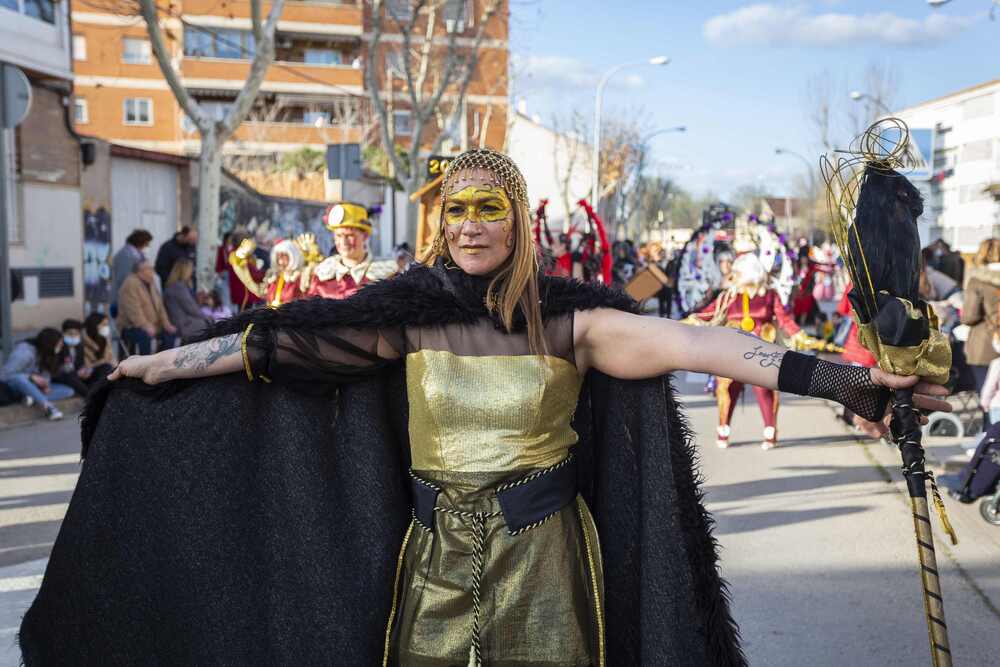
173;334;240;371
743;345;784;368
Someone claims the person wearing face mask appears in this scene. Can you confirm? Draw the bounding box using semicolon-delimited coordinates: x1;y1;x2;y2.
307;203;396;299
82;313;115;382
0;328;73;420
54;317;116;394
24;149;952;666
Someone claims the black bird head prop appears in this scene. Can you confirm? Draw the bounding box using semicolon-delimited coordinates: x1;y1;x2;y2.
821;118;951;384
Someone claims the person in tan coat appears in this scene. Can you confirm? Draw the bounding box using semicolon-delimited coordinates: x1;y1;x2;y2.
117;260;177;355
962;239;1000;418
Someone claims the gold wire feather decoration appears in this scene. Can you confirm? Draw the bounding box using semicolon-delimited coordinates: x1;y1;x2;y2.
819;117;917;325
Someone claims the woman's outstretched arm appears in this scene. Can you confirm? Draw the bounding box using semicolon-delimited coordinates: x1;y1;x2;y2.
574;308;951;433
109;334;243;384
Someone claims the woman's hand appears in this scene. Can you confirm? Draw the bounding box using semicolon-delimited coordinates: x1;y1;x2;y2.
108;354;164;384
853;369;951;438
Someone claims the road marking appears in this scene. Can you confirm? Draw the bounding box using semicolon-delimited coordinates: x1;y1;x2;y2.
0;503;69;528
0;454;79;469
0;574;42;593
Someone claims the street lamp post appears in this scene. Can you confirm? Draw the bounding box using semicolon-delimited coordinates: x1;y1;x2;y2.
590;56;669;215
775;147;816;241
849;90;892;116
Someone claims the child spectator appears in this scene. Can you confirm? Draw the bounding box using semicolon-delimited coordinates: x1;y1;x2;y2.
199;290;232;322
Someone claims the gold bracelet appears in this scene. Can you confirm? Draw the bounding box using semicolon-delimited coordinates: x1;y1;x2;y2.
241;323;256;382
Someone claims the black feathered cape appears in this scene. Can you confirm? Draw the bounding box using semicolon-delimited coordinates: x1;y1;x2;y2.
19;266;745;666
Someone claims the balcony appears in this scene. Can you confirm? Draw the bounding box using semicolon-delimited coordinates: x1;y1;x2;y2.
182;0;361;35
181;57;363;94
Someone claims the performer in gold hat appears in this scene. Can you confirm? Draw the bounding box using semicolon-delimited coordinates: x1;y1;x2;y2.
308;203;396;299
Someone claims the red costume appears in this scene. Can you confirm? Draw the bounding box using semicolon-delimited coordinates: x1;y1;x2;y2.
694;287;803;448
837;284;877;367
217;243;262;310
307;254;394;300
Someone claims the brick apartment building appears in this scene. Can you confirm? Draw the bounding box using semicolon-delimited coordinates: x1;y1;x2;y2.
70;0;509;175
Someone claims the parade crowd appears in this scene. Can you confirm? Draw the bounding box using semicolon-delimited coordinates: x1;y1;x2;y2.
2;200;996;442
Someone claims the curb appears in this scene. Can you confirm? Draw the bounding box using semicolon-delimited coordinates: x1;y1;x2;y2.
0;397;84;430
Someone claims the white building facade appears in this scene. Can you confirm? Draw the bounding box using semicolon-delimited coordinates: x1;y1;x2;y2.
894;79;1000;252
506;110;591;231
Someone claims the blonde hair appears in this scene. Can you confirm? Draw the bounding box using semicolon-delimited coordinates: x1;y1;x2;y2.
424;174;546;354
165;258;195;288
974;238;1000;266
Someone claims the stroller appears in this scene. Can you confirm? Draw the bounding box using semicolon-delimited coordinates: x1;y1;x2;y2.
948;423;1000;526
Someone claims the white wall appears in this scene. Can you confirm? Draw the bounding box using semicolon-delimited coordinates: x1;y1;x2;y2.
507;112;591;230
9;183;82;330
111;157;180;253
895;81;1000;252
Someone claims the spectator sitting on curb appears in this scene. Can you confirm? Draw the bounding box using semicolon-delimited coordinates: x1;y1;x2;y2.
117;260;178;356
53;319;89;397
82;312;115;381
0;328;74;420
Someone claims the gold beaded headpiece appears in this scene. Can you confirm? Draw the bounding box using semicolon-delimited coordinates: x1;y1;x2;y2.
440;148;528;207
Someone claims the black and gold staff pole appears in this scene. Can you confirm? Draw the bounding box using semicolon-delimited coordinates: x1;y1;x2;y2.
891;388;955;667
821;118;959;666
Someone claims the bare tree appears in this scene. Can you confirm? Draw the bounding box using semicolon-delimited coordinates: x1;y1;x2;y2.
138;0;286;286
847;61;901;136
550;111;590;230
365;0;504;194
806;71;838;153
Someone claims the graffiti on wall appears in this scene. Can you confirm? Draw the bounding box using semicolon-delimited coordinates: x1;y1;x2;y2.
215;178;331;256
82;205;112;314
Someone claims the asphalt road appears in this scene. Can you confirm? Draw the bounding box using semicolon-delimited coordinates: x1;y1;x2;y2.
1;379;999;665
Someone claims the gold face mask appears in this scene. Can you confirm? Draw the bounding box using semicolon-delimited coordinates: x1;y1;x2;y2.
443;185;513;227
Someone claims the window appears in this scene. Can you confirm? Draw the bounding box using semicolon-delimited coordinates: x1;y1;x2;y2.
962;139;993;163
304;110;330;126
183;27;255;60
386;0;412;20
122;37;152;64
74;98;89;124
443;0;473;32
393;110;412;136
304;48;342;65
73;35;87;61
0;0;54;24
124;98;153;126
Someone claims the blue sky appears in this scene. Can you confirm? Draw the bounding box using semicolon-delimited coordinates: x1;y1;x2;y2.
509;0;997;199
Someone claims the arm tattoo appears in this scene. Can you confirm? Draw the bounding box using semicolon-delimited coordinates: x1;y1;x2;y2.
734;328;760;340
743;345;784;368
172;334;241;371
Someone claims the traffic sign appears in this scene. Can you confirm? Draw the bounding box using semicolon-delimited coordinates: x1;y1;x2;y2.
2;64;32;129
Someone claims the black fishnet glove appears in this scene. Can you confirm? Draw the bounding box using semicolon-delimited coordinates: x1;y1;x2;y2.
779;352;890;423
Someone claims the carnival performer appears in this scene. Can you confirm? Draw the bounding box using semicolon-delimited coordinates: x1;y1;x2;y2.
227;235;311;308
689;253;836;450
20;149;949;667
308;203;396;299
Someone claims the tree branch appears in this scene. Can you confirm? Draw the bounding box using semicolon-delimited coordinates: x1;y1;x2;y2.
221;0;286;142
365;0;408;180
139;0;205;130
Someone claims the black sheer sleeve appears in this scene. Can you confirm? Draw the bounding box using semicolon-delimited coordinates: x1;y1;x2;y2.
243;323;404;386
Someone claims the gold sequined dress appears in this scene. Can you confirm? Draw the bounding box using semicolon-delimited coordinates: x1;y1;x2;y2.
260;314;604;666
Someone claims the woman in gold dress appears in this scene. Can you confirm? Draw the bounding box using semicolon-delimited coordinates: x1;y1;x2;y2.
23;149;949;667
